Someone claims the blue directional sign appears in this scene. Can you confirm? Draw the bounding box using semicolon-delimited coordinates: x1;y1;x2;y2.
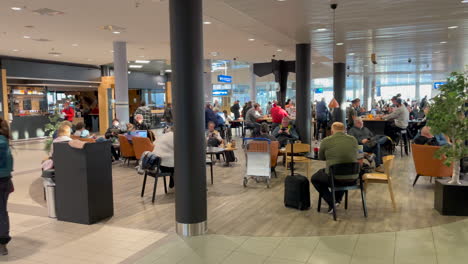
315;88;323;94
218;75;232;83
433;81;446;89
213;90;229;96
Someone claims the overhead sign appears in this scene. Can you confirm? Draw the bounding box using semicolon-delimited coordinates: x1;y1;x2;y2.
218;75;232;83
314;88;323;94
433;81;446;89
213;90;229;96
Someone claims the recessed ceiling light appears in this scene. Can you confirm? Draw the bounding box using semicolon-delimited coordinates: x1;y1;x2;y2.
23;36;31;39
203;21;212;25
128;71;131;74
277;49;283;52
112;31;121;34
72;44;79;47
110;50;114;53
440;41;447;44
165;69;172;73
461;0;468;3
11;7;22;11
348;53;355;56
12;49;19;52
135;60;150;64
336;42;344;46
129;65;143;69
277;0;287;2
448;26;458;29
248;38;255;41
315;28;327;32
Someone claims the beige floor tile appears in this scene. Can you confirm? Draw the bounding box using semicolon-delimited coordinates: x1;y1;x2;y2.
314;235;359;255
221;251;267;264
236;237;282;256
308;250;352;264
270;243;313;262
353;232;395;258
264;256;306;264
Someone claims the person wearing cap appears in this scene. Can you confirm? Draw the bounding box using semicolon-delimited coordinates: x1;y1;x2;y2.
347;98;361;128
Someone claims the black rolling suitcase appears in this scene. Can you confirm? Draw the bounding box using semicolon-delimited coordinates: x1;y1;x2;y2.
284;141;311;210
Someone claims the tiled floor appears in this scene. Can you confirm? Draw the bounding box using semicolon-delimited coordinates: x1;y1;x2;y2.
2;138;467;263
131;219;468;264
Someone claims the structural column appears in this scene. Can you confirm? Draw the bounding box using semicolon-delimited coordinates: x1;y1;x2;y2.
112;41;130;123
363;74;370;109
371;75;376;108
170;0;207;236
333;62;346;125
249;63;257;102
295;44;311;144
203;59;213;104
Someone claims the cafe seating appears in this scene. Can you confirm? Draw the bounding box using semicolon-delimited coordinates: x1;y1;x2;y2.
363;155;397;211
78;138;96;143
270;141;279;178
396;129;410;156
317;163;367;221
132;137;154;160
284;143;311;177
206;159;215;184
140;156;170;203
411;144;453;186
118;135;136;166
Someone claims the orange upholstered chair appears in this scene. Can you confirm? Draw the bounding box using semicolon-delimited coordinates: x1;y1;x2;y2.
411;144;453;186
78;137;96;143
118;135;136;166
132;137;154;160
70;135;80;140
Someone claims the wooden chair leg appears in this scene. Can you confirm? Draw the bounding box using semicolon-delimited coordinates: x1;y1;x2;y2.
152;177;158;203
387;179;397;211
141;172;148;197
412;174;421;187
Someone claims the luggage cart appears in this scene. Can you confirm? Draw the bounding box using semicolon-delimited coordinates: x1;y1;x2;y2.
243;138;272;188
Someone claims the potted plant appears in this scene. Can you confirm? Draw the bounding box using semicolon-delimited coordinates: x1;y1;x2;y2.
427;71;468;184
44;112;63;154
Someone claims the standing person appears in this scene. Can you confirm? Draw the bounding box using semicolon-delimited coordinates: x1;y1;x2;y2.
315;98;329;140
61;101;75;122
134;101;152;128
163;103;173;125
0;118;13;255
270;103;290;130
205;103;218;128
242;101;252;119
230;100;241;120
266;101;272;115
347;98;361;128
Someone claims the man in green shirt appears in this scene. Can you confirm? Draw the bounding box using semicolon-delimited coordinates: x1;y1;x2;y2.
311;122;359;213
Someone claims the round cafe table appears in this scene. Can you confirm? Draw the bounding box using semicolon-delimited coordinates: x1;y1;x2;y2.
206;147;225;161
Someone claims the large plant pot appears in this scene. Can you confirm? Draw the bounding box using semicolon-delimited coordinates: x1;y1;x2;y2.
434;179;468;216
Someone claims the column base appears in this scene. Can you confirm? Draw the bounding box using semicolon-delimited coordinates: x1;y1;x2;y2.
176;221;207;237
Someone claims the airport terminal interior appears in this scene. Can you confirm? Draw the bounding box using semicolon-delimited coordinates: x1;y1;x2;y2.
0;0;467;264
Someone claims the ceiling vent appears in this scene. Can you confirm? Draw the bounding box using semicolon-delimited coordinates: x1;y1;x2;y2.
101;25;126;32
48;52;62;55
32;8;65;16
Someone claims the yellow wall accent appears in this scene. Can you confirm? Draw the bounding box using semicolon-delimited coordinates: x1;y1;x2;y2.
1;69;8;121
98;76;115;135
166;82;172;104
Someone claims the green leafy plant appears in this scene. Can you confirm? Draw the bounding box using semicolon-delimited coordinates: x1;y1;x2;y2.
427;72;468;184
44;112;63;154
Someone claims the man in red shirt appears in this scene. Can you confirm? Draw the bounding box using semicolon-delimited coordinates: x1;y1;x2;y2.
61;101;75;122
270;103;290;129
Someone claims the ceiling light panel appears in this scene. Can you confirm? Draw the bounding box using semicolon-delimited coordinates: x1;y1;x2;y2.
129;65;143;68
135;60;150;64
32;8;65;16
11;7;23;11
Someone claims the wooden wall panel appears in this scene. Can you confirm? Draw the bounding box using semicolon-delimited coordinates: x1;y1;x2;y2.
1;69;8;121
98;76;115;135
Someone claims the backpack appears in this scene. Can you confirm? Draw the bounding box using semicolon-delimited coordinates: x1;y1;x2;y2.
207;137;220;147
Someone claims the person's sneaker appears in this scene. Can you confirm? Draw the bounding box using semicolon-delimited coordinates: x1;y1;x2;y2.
375;165;385;173
327;203;340;214
0;244;8;255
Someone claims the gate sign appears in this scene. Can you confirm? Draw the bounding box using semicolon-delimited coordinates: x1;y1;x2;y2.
213;90;229;96
433;81;446;89
218;75;232;83
315;88;323;94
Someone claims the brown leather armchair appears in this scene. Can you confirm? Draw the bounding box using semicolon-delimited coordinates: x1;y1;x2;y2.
118;135;136;166
133;137;154;160
411;144;452;186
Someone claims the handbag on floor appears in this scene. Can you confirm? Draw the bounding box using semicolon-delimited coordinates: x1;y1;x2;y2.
284;140;310;210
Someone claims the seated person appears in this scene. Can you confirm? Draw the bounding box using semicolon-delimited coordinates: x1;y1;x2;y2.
105;119;123;143
258;123;277;142
50;124;73;157
245;103;262;136
52;120;73;139
73;122;90;138
272;117;299;148
348;118;388;168
152;126;175;188
414;126;449;146
206;121;223;147
134;114;150;130
311;122;359;214
125;123;138;143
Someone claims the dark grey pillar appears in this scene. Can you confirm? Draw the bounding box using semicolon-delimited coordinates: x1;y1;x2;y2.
170;0;207;236
113;41;130;123
333;62;346;126
295;44;311;144
363;74;370;109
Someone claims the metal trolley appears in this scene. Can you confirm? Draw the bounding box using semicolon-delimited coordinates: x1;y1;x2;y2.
243;138;272;188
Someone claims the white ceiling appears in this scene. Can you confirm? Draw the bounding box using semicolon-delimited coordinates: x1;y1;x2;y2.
0;0;467;78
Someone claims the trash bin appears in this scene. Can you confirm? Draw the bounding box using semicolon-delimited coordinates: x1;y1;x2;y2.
43;178;56;218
